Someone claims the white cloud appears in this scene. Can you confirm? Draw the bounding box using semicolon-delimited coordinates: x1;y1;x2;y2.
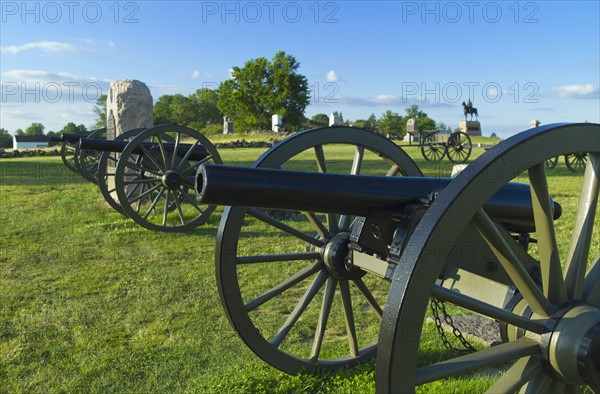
108;41;116;48
1;41;77;54
326;70;339;82
191;70;201;80
549;84;598;98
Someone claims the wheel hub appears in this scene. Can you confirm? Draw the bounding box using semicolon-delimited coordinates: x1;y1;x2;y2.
543;304;600;387
321;232;365;280
162;170;183;189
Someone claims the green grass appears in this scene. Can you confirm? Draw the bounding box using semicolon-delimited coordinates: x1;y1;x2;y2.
0;139;597;393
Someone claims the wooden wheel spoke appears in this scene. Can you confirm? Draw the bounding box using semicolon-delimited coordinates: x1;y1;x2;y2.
175;140;200;171
339;280;359;357
484;356;543;393
310;276;338;360
432;285;548;334
565;153;599;299
314;145;327;173
138;144;165;172
179;189;204;214
354;277;383;318
272;270;328;348
245;262;323;312
181;155;213;174
304;211;328;238
172;191;186;225
248;208;325;247
237;251;321;265
518;373;552;393
528;163;567;304
351;145;364;175
155;134;169;169
142;187;165;220
170;132;181;168
583;254;600;306
162;189;171;226
124;161;161;177
415;338;540;385
338;214;352;231
386;164;401;177
473;208;555;316
128;183;162;204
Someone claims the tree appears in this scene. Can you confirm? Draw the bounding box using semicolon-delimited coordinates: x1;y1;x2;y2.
193;88;222;126
405;104;427;119
93;95;107;128
0;128;12;148
154;94;199;126
437;122;452;133
25;122;45;136
218;51;310;130
378;110;404;136
15;129;24;136
404;104;436;132
308;113;329;128
59;122;87;136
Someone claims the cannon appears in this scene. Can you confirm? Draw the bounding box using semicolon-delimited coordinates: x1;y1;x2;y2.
195;123;599;393
50;129;98;174
55;125;222;232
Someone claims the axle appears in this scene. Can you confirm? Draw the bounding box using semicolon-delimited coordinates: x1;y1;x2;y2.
196;164;562;233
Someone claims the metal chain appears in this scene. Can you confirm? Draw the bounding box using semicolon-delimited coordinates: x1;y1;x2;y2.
430;297;477;354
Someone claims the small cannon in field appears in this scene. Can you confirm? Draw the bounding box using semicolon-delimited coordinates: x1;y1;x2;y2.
195;123;599;393
52;125;222;232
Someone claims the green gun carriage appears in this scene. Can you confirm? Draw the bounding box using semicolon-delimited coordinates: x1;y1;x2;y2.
195;123;599;393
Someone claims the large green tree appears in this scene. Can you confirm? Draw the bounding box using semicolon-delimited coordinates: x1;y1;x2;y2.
0;128;13;148
404;105;436;132
59;122;87;136
308;113;329;128
93;95;107;128
218;51;310;130
25;122;45;136
378;110;404;136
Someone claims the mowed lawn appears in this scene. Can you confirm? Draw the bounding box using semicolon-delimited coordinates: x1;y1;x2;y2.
0;138;597;393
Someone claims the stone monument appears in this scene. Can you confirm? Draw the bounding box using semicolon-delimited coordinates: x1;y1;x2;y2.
406;118;420;144
459;120;482;136
223;116;234;134
272;114;283;132
329;111;342;126
529;119;541;129
106;80;153;140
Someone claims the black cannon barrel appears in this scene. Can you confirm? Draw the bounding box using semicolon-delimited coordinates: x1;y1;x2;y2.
49;133;88;142
196;164;562;233
79;138;210;161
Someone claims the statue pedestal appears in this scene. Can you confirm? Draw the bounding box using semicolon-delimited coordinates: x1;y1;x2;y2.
459;121;482;136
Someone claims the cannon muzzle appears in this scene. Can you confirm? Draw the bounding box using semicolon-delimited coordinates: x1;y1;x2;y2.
196;164;561;233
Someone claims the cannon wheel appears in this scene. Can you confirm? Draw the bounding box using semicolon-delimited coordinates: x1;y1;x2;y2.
377;123;599;393
114;125;221;232
446;131;472;163
216;126;423;374
59;131;91;173
96;128;149;215
565;152;588;173
76;128;107;183
421;133;447;162
546;156;558;169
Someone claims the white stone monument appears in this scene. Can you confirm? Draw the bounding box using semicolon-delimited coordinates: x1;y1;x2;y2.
223;116;234;134
329;111;342;126
529;119;541;129
406;118;420;144
106;80;153;140
272;114;283;132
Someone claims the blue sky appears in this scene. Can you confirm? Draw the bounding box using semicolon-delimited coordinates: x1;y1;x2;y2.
1;0;599;137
